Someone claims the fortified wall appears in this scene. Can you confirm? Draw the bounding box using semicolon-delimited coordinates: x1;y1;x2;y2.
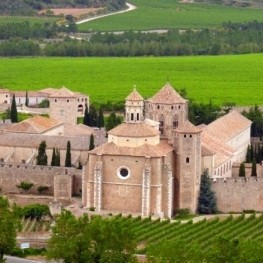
212;176;263;212
0;164;82;199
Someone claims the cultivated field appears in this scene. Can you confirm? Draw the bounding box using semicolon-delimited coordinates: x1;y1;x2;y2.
0;16;59;25
78;0;263;31
0;54;262;106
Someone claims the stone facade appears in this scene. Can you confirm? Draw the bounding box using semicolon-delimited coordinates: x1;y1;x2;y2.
0;164;81;199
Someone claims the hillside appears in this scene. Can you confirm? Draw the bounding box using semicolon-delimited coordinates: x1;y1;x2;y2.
0;0;126;16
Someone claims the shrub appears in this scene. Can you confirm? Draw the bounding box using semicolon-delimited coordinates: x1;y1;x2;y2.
16;181;34;193
37;185;49;194
21;204;51;220
89;207;95;211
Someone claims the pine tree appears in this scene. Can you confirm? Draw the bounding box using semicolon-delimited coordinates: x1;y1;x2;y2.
10;94;18;123
51;148;56;166
25;90;29;107
239;163;246;177
65;141;71;167
36;141;48;166
97;106;104;128
89;134;95;150
197;169;217;214
251;158;257;177
83;103;90;126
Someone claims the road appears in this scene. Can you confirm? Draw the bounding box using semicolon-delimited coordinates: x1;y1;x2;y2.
4;256;44;263
76;2;137;25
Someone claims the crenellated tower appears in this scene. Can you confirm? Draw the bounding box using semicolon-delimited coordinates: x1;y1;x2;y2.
173;120;202;213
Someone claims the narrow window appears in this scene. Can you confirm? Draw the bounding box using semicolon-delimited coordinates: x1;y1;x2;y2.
131;113;134;121
137;113;139;121
186;157;190;163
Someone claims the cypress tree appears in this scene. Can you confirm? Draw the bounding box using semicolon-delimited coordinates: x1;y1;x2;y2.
89;134;95;150
25;90;29;107
197;169;217;214
251;158;257;177
89;105;98;127
239;163;246;177
97;106;104;128
250;145;254;161
65;141;71;167
245;145;251;163
55;148;60;167
36;141;48;166
10;94;18;123
83;103;90;126
51;148;56;166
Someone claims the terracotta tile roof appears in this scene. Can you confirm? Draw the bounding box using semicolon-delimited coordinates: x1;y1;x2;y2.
64;123;94;136
12;91;48;97
0;133;90;151
108;122;160;137
89;140;173;157
147;83;187;104
201;132;235;166
175;120;202;134
40;87;86;98
201;145;215;156
0;88;10;93
6;116;63;134
125;88;144;101
203;110;252;143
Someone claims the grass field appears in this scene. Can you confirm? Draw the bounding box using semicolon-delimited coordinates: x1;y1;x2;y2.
0;16;59;25
0;54;263;106
78;0;263;31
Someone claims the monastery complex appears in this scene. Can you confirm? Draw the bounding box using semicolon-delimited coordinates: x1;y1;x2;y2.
0;83;262;218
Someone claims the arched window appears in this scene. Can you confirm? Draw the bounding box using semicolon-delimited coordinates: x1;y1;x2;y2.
159;115;165;134
77;104;83;114
173;115;178;128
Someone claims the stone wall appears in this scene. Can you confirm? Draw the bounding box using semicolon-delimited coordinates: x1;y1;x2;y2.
0;164;82;199
212;177;263;212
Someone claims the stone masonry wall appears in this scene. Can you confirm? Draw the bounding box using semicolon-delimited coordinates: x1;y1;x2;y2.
212;177;263;212
0;164;82;198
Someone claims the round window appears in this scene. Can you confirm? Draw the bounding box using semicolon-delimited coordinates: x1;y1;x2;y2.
117;166;130;180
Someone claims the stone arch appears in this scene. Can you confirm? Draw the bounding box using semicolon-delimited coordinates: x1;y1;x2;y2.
78;104;84;114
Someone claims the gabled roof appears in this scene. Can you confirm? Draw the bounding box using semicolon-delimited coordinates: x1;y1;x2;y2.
108;122;159;137
0;88;10;93
12;91;48;98
147;83;187;104
175;120;202;134
5;116;63;134
203;110;252;143
63;123;94;136
125;88;143;101
89;141;173;157
40;87;86;98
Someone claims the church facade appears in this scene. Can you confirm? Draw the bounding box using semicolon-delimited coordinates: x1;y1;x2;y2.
83;84;251;218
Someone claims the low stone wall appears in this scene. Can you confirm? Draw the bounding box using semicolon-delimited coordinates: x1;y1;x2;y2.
0;164;82;198
212;176;263;212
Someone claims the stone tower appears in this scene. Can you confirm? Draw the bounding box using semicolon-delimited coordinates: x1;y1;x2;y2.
125;88;144;123
174;121;202;213
145;83;188;143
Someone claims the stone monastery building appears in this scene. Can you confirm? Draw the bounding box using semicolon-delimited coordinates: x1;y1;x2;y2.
83;83;251;218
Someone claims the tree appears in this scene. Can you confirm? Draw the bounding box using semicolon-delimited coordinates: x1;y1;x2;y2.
16;181;34;193
83;103;90;126
89;105;98;127
106;112;122;131
65;141;71;167
51;148;56;166
10;94;18;123
197;169;217;214
25;90;29;107
97;106;104;128
0;197;21;262
47;212;137;263
246;145;252;163
239;163;246;177
251;158;257;176
89;134;95;150
55;148;60;166
36;141;48;165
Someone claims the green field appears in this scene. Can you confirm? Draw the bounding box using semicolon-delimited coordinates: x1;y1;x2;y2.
0;16;59;25
78;0;263;31
0;54;263;105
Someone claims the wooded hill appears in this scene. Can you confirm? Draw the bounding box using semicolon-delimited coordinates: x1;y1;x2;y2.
0;0;126;15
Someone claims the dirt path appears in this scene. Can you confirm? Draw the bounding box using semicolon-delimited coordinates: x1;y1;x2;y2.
76;2;137;25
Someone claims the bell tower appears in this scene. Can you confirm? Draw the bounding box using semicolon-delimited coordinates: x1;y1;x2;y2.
174;120;202;213
125;87;144;123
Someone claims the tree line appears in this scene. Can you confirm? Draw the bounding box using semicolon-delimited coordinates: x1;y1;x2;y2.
2;20;263;56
